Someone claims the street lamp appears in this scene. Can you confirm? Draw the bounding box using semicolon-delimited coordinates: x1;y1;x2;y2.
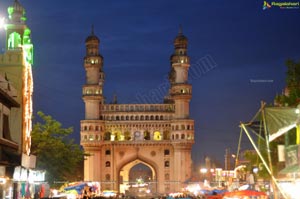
200;168;207;181
200;168;207;174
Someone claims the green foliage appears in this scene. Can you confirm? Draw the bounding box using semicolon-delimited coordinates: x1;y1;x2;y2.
243;141;271;180
275;60;300;107
243;132;283;180
31;111;84;187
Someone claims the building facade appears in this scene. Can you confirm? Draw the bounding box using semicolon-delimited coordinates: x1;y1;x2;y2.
0;74;20;198
80;28;194;194
0;0;34;156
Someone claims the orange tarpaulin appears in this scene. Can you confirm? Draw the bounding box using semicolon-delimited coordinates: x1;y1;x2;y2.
206;195;223;199
223;190;267;197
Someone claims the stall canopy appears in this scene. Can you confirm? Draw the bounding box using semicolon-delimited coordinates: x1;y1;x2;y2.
64;182;87;194
264;107;298;142
247;106;299;142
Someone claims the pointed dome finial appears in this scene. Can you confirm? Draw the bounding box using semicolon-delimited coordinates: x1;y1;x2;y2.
173;24;188;49
91;24;94;35
85;25;99;43
179;24;183;35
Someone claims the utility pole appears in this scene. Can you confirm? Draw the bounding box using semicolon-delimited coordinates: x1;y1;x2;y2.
225;148;231;170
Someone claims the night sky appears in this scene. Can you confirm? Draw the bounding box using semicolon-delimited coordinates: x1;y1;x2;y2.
0;0;300;168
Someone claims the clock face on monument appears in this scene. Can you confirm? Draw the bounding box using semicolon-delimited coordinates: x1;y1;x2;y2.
134;131;141;137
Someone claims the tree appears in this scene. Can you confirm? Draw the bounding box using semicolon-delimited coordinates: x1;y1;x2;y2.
31;111;85;187
243;139;279;180
275;60;300;107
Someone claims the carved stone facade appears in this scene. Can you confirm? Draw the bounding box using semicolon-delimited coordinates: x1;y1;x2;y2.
80;28;194;194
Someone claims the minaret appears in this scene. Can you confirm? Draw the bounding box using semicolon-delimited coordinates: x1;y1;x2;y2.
81;27;104;181
169;27;192;119
82;26;104;120
168;27;194;191
1;0;34;155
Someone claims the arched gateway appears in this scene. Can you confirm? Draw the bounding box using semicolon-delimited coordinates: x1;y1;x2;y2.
80;27;195;195
119;160;157;196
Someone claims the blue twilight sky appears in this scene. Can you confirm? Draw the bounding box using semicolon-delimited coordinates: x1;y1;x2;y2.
0;0;300;167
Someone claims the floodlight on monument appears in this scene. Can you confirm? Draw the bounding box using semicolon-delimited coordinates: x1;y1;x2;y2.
0;17;5;29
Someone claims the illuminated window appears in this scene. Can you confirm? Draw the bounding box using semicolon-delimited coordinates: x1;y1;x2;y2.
144;131;150;140
8;32;21;49
89;135;94;141
124;132;131;141
154;131;161;140
163;131;170;140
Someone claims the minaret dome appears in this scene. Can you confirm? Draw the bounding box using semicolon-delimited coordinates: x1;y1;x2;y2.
8;0;26;23
85;25;100;44
173;27;188;49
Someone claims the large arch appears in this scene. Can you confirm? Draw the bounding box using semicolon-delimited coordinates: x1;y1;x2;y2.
117;158;158;196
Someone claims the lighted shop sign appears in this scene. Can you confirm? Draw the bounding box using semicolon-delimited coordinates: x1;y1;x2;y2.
13;166;45;182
